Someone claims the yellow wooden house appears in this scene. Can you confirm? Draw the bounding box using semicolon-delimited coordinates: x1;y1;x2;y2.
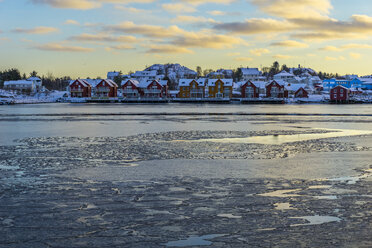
178;79;206;98
207;79;233;98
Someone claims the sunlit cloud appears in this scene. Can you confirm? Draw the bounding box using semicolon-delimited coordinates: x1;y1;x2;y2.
349;52;361;59
105;44;135;51
250;48;270;56
31;0;155;9
273;54;293;59
162;3;196;13
107;22;186;38
33;43;94;52
12;26;58;34
69;33;138;43
64;19;80;25
171;15;216;24
270;40;308;48
145;44;194;54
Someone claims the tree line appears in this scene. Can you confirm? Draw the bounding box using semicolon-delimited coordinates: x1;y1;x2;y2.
0;68;71;91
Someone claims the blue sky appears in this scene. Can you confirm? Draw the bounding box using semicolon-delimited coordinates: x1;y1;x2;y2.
1;0;372;78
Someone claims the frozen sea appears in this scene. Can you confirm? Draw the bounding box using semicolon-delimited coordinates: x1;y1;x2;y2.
0;103;371;247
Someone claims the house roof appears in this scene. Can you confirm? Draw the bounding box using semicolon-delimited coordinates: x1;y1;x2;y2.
99;79;118;87
138;80;161;88
27;77;42;81
179;78;206;87
4;80;34;86
241;68;261;76
122;79;140;87
207;78;233;86
274;71;295;78
69;79;91;87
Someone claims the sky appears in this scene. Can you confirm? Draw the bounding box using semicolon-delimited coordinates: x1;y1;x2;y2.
1;0;372;78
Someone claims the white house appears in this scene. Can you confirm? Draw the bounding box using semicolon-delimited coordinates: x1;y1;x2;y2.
273;71;300;84
107;71;121;80
240;68;263;81
4;77;43;93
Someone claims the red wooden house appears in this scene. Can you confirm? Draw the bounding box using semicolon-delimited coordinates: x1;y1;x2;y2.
69;79;91;98
241;81;259;98
139;80;164;98
294;87;309;98
95;79;118;98
330;85;350;102
122;79;140;98
266;80;288;98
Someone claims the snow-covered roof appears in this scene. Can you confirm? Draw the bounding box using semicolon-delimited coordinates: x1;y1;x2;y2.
122;79;140;87
69;79;91;87
179;78;206;87
159;80;168;86
208;79;233;87
4;80;34;86
99;79;118;88
27;77;42;81
235;81;267;89
241;68;261;76
286;84;308;92
138;80;162;88
274;71;295;78
107;71;120;78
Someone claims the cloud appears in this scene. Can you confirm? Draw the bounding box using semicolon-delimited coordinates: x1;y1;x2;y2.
325;56;345;61
171;15;216;24
31;0;155;9
64;19;80;25
208;10;225;16
107;22;186;38
31;0;101;9
171;32;245;49
319;43;372;51
145;44;194;54
273;54;293;59
69;33;138;43
213;18;295;35
162;3;196;13
114;5;150;13
270;40;308;48
319;45;342;51
105;44;135;51
33;43;94;52
349;52;361;59
180;0;236;5
250;48;270;56
12;26;58;34
250;0;332;19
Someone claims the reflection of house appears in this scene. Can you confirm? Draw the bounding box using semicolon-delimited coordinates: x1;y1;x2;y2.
266;80;288;98
207;79;233;98
330;85;350;102
178;79;206;98
121;79;140;98
240;81;260;98
69;79;91;98
4;77;43;93
95;79;118;98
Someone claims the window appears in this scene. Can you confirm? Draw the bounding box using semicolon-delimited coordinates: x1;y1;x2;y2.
334;94;337;98
340;89;344;93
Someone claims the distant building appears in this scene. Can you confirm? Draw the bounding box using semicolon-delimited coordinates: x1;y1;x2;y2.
240;68;263;81
266;80;288;98
207;79;233;99
4;77;43;93
330;85;350;102
107;71;121;80
273;71;296;83
121;79;140;98
323;78;363;91
240;81;260;98
69;79;92;98
95;79;118;98
178;79;206;98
